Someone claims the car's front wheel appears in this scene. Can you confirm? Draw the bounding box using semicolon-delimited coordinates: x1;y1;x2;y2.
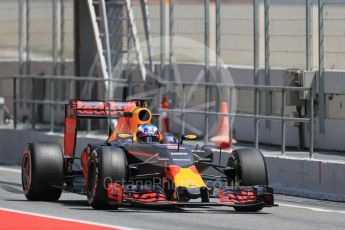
227;148;268;212
87;146;128;210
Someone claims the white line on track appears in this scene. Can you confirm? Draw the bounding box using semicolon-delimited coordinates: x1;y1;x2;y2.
278;203;345;214
0;207;138;230
0;166;21;173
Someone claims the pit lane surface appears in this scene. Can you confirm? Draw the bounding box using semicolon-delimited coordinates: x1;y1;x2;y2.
0;166;344;230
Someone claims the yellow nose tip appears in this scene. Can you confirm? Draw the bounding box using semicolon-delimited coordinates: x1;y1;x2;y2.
172;167;206;189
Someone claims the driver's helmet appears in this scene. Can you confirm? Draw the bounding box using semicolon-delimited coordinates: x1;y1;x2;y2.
136;124;160;143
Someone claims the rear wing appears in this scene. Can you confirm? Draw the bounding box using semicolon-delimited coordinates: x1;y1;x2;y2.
64;100;136;157
66;100;136;119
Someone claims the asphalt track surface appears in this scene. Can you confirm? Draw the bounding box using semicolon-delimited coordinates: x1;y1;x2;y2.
0;166;344;230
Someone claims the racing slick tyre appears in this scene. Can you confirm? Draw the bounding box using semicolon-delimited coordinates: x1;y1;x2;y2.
21;142;64;201
227;148;268;212
87;146;128;210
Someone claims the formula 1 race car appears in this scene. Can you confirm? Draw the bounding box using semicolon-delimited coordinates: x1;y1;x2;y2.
21;99;274;212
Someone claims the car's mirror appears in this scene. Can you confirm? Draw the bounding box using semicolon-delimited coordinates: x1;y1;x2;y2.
181;134;198;141
180;134;198;144
117;133;133;140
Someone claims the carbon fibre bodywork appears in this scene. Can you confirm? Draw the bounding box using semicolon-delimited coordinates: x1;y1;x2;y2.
22;100;275;211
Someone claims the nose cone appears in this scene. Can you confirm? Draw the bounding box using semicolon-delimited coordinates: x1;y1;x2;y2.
167;165;206;189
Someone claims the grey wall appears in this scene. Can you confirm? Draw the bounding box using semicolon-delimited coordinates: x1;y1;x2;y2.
0;129;106;165
0;61;74;113
1;61;345;151
165;63;345;151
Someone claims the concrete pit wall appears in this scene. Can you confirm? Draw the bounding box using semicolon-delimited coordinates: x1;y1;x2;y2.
267;156;345;202
0;129;105;165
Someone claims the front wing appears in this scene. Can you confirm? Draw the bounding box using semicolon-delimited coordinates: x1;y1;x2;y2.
107;184;275;208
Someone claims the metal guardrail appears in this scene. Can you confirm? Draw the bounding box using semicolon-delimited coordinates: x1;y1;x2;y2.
158;80;315;158
12;75;128;132
11;75;315;158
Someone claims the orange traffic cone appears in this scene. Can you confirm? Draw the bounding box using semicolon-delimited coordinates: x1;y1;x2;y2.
161;96;170;133
210;102;237;149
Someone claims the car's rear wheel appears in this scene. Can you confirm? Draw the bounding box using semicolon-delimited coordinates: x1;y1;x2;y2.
87;146;128;210
21;142;64;201
227;148;268;212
